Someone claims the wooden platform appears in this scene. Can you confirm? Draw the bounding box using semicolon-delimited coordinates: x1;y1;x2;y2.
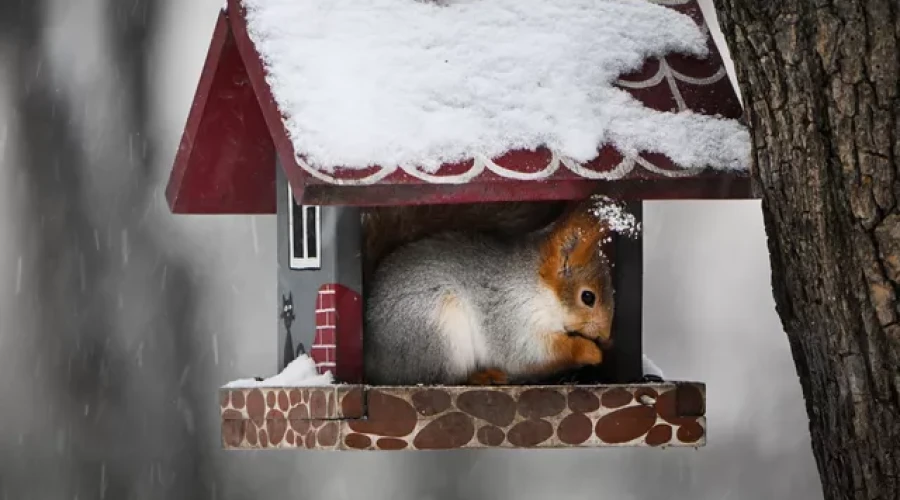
220;382;706;450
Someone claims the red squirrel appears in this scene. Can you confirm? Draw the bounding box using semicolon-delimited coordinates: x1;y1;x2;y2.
362;198;615;385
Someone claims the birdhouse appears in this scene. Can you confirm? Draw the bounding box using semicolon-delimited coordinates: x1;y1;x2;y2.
168;0;754;450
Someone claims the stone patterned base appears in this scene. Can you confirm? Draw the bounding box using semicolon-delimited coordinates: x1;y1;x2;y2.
221;382;706;450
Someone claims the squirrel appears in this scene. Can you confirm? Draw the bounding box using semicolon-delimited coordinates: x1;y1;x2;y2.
362;199;614;386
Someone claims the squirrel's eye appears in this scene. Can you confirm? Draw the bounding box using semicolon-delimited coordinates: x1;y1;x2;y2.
581;290;596;307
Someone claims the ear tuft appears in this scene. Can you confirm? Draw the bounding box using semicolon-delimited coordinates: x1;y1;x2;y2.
540;204;610;278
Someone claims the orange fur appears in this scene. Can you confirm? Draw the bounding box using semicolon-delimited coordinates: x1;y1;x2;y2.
534;333;603;376
468;368;509;385
538;209;609;282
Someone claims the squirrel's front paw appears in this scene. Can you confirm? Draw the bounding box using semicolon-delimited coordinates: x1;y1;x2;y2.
571;336;603;366
468;368;508;385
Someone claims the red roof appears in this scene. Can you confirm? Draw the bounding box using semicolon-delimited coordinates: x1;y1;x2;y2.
166;0;752;214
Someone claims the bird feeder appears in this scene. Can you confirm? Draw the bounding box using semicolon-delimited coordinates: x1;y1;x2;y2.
167;0;754;450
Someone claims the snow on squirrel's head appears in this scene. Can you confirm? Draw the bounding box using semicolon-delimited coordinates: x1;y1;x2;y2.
588;194;641;240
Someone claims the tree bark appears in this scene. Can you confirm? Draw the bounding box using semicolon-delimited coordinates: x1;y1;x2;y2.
715;0;900;498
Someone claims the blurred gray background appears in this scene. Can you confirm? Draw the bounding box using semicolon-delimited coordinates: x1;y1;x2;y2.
0;0;823;498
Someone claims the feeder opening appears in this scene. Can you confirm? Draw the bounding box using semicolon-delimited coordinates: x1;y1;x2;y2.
359;198;643;387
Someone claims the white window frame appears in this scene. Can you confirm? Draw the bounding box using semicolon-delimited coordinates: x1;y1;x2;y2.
287;183;322;270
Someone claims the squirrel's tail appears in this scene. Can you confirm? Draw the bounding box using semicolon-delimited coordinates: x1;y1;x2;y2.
361;200;568;279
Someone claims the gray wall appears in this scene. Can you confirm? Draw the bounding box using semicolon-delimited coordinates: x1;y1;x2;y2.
276;163;362;373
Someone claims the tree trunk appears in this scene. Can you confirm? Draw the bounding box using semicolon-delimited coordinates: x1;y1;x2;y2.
714;1;900;498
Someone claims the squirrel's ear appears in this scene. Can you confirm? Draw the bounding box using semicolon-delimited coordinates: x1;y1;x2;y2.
567;213;606;267
542;208;608;276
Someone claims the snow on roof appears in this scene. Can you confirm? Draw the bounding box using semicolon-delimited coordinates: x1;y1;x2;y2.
242;0;749;174
223;354;334;388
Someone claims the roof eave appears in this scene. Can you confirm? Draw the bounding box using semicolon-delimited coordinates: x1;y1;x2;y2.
165;8;278;215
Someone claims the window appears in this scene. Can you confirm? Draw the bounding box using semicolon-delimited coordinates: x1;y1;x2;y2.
287;183;322;270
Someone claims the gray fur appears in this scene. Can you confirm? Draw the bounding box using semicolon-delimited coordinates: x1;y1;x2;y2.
364;231;544;385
